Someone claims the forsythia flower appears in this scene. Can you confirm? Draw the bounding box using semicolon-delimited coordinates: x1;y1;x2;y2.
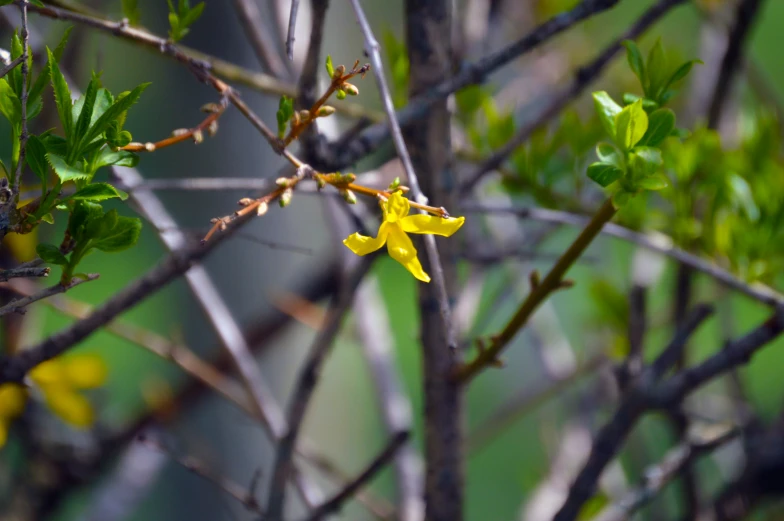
343;191;465;282
0;354;107;447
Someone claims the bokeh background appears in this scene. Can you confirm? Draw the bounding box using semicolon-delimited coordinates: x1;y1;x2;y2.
1;0;784;520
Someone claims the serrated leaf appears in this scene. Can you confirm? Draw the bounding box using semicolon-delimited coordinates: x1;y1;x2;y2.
94;216;141;252
72;76;100;157
36;243;68;265
325;55;334;77
637;108;675;147
48;48;73;138
67;183;128;202
0;79;21;125
69;201;103;240
28;27;72;113
47;153;89;183
25;135;49;184
94;148;138;170
592;91;622;138
622;40;646;90
638;174;669;191
615;99;648;150
79;83;149;149
587;162;623;187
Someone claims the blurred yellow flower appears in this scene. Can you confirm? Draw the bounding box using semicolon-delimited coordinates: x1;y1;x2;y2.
0;383;27;446
343;191;465;282
29;353;108;429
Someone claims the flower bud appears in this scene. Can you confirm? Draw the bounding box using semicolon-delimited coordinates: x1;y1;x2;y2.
315;175;326;190
256;201;269;216
279;188;293;208
192;130;204;144
207;120;219;137
298;110;311;122
200;102;222;113
343;83;359;96
238;197;253;206
171;128;189;137
388;177;400;190
317;105;336;117
341;189;357;204
144;142;156;152
276;177;290;187
332;64;346;79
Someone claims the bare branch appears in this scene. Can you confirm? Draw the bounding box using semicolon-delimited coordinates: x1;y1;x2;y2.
0;53;23;78
301;431;410;521
0;266;49;281
286;0;301;61
12;0;29;197
322;0;622;170
266;258;374;520
0;274;98;317
231;0;290;78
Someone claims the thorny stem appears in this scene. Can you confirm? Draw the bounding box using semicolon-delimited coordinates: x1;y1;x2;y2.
454;198;617;383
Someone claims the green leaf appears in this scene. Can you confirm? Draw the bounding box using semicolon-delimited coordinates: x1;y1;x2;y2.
48;48;74;138
276;95;294;138
36;243;68;265
25;135;49;184
615;99;648;150
638;174;669;191
168;12;181;41
726;173;759;221
28;27;72;113
661;59;702;94
182;2;205;26
94;216;142;252
0;79;21;125
47;153;89;183
622;40;646;90
72;76;100;157
637;108;675;147
596;142;623;169
630;146;663;179
94;148;138;170
592;91;622;137
79;82;149;149
645;39;668;98
587;162;623;187
487;112;515;150
612;190;633;208
456;85;485;116
121;0;141;25
67;183;128;202
40;213;54;224
325;55;334;78
69;201;103;240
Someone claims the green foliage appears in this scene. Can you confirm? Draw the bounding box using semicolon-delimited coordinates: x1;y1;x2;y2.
383;30;409;108
121;0;141;26
276;96;294;139
325;55;334;78
167;0;205;42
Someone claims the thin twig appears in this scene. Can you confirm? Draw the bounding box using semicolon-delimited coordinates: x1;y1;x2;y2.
0;274;98;317
0;53;23;78
128;177;272;191
706;0;765;129
349;0;456;350
0;266;49;281
139;435;263;515
593;426;740;521
231;0;290;78
552;305;714;521
286;0;301;61
266;259;373;520
301;431;410;521
323;0;621;170
461;0;689;192
462;203;784;309
12;0;29;197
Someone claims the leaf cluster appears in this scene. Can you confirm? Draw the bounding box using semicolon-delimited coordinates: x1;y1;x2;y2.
167;0;205;42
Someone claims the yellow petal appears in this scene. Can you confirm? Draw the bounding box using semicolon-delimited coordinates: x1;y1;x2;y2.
0;384;27;419
343;222;390;256
385;191;410;223
62;354;108;389
29;359;64;386
43;386;95;428
401;215;465;237
386;226;431;283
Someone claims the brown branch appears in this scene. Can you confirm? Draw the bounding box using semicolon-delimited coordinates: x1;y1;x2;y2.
286;0;301;62
266;258;374;520
301;431;410;521
0;274;98;317
0;266;49;281
0;53;24;79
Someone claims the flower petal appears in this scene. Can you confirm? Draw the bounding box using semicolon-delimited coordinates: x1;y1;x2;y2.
385;191;410;222
43;386;95;428
29;359;63;386
62;354;108;389
0;420;9;447
343;222;389;256
401;215;465;237
386;226;431;283
0;383;27;419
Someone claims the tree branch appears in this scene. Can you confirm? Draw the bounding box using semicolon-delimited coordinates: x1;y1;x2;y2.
231;0;290;78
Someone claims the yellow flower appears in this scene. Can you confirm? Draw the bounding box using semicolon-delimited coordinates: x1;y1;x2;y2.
0;383;27;446
343;191;465;282
29;353;107;429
